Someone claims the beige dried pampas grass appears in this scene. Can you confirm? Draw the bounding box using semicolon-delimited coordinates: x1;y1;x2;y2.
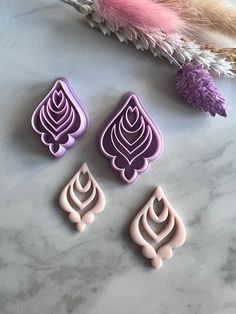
158;0;236;40
204;45;236;69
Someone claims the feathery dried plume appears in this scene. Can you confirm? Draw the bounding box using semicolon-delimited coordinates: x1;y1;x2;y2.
62;0;235;77
158;0;236;40
94;0;184;33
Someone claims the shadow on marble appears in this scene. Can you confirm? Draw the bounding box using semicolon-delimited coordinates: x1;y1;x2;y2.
140;59;209;119
82;138;119;185
52;191;78;233
10;81;56;160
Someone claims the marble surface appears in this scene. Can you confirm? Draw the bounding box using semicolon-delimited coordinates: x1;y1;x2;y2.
1;1;236;313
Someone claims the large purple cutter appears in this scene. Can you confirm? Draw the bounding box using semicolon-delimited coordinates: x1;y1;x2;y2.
98;92;163;184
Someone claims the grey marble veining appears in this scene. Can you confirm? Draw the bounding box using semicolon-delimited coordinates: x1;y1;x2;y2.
1;1;236;313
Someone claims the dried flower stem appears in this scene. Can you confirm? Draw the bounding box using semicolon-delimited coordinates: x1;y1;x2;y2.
204;45;236;70
63;0;235;77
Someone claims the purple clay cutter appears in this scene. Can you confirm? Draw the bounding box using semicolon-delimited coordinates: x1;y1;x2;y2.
99;92;163;184
31;78;88;158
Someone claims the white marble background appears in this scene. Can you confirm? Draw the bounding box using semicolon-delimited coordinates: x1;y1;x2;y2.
1;1;236;313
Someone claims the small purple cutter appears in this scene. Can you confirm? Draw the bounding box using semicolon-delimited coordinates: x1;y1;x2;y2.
31;78;88;158
98;92;164;184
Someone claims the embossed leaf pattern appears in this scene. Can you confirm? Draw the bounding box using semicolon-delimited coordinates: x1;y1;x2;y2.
59;163;105;232
99;93;163;183
130;187;186;269
31;78;88;158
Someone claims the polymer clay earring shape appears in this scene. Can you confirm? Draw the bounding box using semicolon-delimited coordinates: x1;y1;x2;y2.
98;93;163;183
130;187;186;269
31;78;88;158
59;162;105;232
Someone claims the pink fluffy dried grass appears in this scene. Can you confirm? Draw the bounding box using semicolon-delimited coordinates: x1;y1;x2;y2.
93;0;184;33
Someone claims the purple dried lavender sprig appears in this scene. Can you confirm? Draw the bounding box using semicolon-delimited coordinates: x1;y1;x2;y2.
176;63;227;117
